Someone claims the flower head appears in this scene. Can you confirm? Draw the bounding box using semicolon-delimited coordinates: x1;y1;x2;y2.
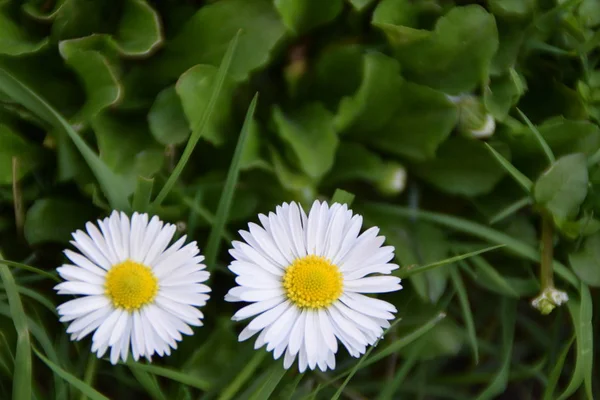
55;211;210;364
225;201;402;372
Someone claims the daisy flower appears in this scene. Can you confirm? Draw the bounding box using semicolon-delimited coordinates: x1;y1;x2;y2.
225;201;402;372
54;211;210;364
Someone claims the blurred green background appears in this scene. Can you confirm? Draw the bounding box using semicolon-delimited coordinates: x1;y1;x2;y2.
0;0;599;399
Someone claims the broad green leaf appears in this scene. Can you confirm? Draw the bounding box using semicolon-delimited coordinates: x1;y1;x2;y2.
274;0;343;34
558;284;594;400
51;0;107;40
484;69;526;121
175;64;235;146
93;112;164;193
335;52;403;135
413;138;509;197
113;0;163;56
347;0;374;11
372;0;418;28
269;148;315;201
312;44;363;109
272;103;338;181
59;36;123;123
0;124;42;184
0;262;31;400
407;319;463;360
148;86;190;146
153;0;286;83
381;5;498;94
369;82;458;161
24;198;97;245
0;68;131;210
0;9;48;55
488;0;535;18
568;233;600;286
534;153;588;222
331;189;355;206
578;0;600;27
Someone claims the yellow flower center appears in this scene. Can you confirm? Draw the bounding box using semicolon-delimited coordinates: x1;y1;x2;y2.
283;255;343;309
105;260;158;311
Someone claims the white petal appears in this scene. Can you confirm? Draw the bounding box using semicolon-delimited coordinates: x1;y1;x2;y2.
58;295;109;318
56;266;104;285
288;310;307;356
247;301;290;331
344;276;402;293
232;296;285;321
54;282;104;296
144;224;177;267
109;311;130;346
64;250;106;276
339;293;395;320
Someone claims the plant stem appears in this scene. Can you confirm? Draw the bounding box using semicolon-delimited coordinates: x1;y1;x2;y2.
540;214;554;290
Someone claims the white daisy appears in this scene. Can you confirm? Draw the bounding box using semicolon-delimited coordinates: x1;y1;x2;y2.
54;211;210;365
225;201;402;372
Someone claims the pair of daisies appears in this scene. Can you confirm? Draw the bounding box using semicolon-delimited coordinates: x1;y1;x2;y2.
55;201;403;372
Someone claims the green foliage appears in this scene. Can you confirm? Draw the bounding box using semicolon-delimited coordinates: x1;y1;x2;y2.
0;0;599;399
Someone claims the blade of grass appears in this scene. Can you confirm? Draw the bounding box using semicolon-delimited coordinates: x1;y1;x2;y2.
0;283;57;316
474;298;516;400
12;157;24;235
543;336;575;400
153;31;241;207
0;259;60;282
377;341;424;400
248;364;287;400
283;373;305;400
484;143;533;193
79;357;98;400
398;244;505;278
218;350;267;400
128;366;167;400
558;283;593;400
449;266;478;364
0;68;130;211
180;194;234;242
331;318;404;400
489;196;531;225
204;93;259;269
331;189;355;206
469;256;519;298
132;176;154;213
0;259;31;400
360;202;579;288
516;108;555;164
33;347;109;400
126;361;211;391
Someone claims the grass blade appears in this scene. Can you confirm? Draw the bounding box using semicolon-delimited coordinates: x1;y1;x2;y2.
516;108;555;164
0;261;31;400
128;366;167;400
218;351;267;400
0;68;130;211
543;336;575;400
126;361;211;391
33;347;109;400
331;189;355;206
247;364;287;400
360;202;579;288
397;244;505;278
377;341;424;400
558;283;593;400
484;143;533;193
204;93;259;269
468;256;519;298
489;196;531;225
449;266;479;364
153;31;241;207
474;298;516;400
0;259;60;282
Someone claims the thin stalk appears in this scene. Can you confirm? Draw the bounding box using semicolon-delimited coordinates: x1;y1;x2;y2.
540;214;554;290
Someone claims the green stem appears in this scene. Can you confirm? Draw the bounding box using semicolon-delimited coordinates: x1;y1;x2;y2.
79;356;97;400
540;214;554;290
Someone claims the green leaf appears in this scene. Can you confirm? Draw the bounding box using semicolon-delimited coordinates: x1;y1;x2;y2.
347;0;374;11
534;153;588;222
569;233;600;286
488;0;535;18
0;9;48;55
0;124;42;184
273;103;339;181
484;142;533;193
92;112;164;193
0;261;31;400
483;69;526;121
247;364;287;400
516;108;555;164
34;348;109;400
543;336;575;400
335;52;404;135
413;138;509;197
113;0;163;57
0;67;131;210
148;86;190;146
558;283;594;400
218;351;266;400
368;82;458;161
153;32;240;207
274;0;343;34
59;36;123;122
409;318;464;360
24;198;97;245
465;256;519;298
331;189;355;206
381;5;498;94
204;94;258;270
153;0;285;83
0;259;60;282
176;64;235;146
126;361;211;391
